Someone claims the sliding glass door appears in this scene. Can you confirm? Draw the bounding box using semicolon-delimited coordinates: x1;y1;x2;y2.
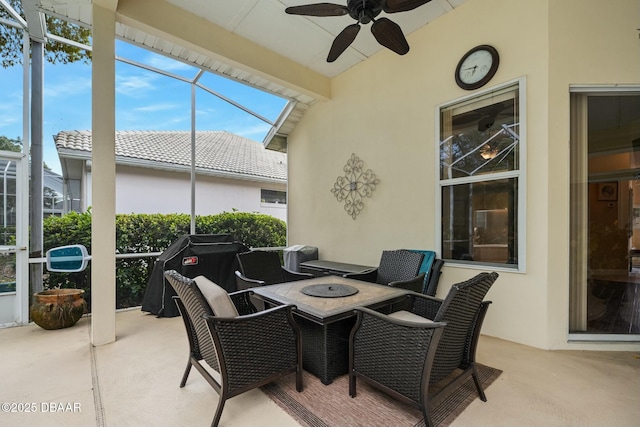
569;90;640;339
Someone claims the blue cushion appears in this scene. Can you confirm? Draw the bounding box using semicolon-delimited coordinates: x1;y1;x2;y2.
407;250;436;292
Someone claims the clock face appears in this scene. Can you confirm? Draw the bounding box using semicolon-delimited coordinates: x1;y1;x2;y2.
459;50;493;84
455;45;499;90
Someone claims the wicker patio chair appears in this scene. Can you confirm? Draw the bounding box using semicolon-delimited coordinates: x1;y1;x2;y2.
348;308;446;427
424;258;445;296
164;270;303;427
400;250;444;296
349;271;499;427
344;249;426;292
235;250;313;290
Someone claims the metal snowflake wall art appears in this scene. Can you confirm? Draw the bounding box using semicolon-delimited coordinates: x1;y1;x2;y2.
331;153;380;220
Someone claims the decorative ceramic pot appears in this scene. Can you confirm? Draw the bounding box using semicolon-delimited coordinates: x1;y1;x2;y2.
30;289;86;330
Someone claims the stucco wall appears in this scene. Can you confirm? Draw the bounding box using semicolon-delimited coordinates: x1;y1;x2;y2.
113;165;287;222
287;0;640;350
546;0;640;349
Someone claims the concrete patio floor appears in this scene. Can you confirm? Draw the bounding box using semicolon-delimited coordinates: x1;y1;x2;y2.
1;309;639;427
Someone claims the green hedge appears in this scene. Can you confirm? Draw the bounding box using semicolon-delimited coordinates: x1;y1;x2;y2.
43;210;286;310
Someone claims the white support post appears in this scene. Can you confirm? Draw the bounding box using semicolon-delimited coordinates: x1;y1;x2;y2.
91;4;116;346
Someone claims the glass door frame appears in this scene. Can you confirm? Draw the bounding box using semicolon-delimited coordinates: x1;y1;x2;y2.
0;151;28;326
568;85;640;342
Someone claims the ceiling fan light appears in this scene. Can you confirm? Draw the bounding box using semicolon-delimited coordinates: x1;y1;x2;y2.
480;144;499;160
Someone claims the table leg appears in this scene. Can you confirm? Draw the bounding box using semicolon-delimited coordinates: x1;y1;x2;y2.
295;315;356;385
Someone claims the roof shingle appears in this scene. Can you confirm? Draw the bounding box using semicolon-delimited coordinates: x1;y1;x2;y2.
54;130;287;181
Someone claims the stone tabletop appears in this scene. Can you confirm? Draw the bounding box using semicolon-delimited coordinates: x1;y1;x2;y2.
251;276;409;324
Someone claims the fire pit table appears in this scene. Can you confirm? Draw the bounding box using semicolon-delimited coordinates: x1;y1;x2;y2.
251;276;410;384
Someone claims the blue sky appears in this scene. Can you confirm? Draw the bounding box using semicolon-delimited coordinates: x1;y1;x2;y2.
0;40;288;175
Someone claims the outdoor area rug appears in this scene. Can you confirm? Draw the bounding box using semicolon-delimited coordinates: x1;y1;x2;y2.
262;364;501;427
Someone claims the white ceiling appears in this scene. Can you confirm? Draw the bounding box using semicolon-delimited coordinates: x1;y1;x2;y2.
28;0;468;148
35;0;468;79
163;0;467;79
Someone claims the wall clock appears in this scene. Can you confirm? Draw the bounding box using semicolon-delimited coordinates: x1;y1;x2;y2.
455;45;499;90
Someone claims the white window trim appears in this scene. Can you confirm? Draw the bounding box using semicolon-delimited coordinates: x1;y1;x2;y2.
260;189;287;207
260;202;287;209
435;77;527;273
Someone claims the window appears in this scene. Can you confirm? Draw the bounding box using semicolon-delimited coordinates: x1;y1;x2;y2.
261;189;286;205
438;81;524;269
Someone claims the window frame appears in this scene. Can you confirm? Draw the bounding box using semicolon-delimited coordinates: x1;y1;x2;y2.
567;84;640;342
435;78;527;272
260;189;287;206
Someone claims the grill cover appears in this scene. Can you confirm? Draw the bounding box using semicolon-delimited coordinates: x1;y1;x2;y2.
141;234;249;317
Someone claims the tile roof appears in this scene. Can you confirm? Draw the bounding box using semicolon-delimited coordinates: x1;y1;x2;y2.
55;130;287;182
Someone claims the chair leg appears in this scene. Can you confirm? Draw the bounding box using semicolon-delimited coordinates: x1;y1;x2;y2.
422;407;435;427
180;359;193;388
295;365;303;392
349;373;356;397
471;365;487;402
210;396;226;427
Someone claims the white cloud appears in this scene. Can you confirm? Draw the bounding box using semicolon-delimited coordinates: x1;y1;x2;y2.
0;97;23;136
234;123;272;140
158;116;189;128
144;54;196;74
44;76;92;98
0;115;20;128
134;103;180;113
116;74;158;95
117;110;188;130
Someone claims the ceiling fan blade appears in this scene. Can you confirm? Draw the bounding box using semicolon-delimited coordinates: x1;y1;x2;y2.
371;18;409;55
285;3;349;17
327;23;361;62
383;0;433;13
452;112;482;126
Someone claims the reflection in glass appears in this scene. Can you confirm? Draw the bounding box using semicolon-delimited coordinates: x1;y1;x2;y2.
439;83;521;268
569;93;640;335
440;89;519;180
441;179;518;265
0;159;17;294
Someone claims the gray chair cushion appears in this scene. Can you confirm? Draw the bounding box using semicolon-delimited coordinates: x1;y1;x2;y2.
388;310;434;324
194;276;238;317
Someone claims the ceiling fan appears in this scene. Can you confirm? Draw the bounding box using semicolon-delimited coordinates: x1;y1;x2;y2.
285;0;433;62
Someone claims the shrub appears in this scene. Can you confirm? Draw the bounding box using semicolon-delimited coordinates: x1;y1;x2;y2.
43;211;286;310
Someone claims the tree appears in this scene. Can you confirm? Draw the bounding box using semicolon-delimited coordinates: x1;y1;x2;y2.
1;134;62;211
0;135;22;152
0;135;52;169
0;0;91;68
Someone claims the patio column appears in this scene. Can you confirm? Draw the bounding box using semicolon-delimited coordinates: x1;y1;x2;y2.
29;40;44;295
91;3;116;346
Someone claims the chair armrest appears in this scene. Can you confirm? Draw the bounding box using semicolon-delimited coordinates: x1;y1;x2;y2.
228;290;258;316
423;259;444;296
235;270;265;291
205;304;301;393
353;306;446;329
282;267;314;281
388;272;426;293
408;293;443;320
343;268;378;283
